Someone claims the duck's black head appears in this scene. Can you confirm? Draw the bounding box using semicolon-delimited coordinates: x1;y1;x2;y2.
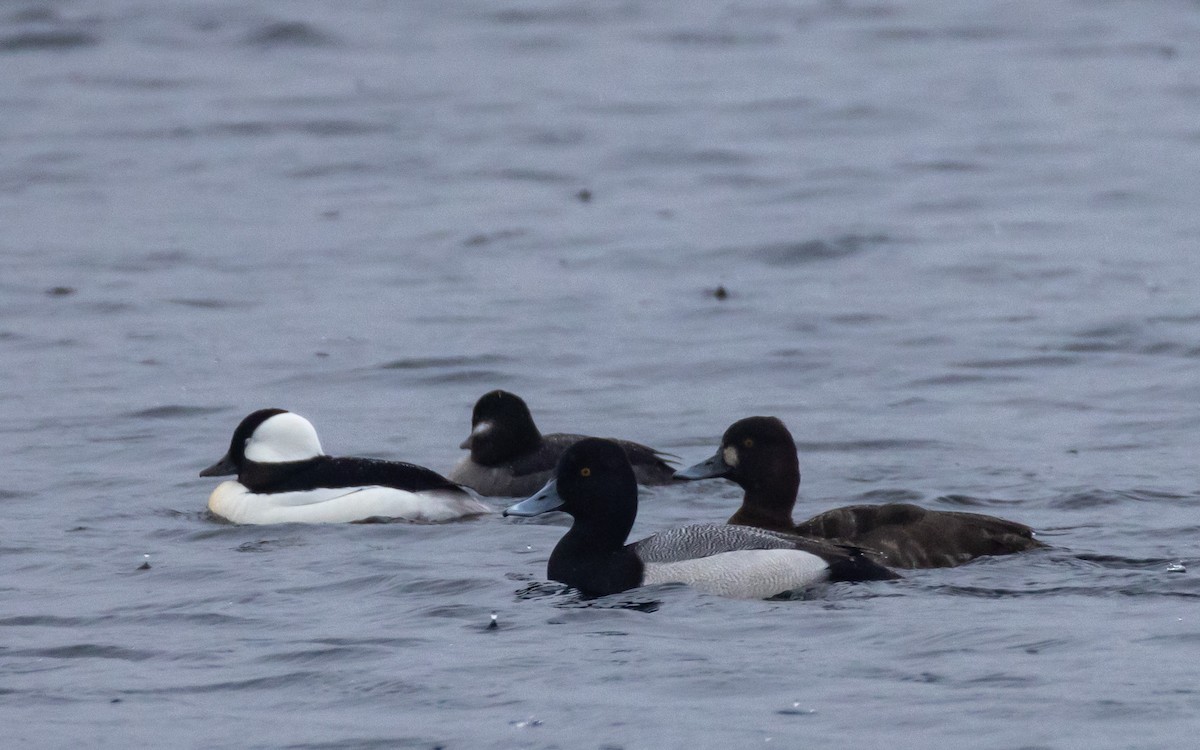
675;416;800;496
460;389;542;465
504;437;639;545
199;408;321;477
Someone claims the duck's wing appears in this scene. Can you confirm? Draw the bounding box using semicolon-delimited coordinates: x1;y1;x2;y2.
611;438;679;485
795;503;1045;569
505;433;584;477
633;524;798;563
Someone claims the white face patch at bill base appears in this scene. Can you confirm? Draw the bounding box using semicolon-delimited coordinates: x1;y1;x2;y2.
722;446;739;468
642;549;829;599
244;412;324;464
470;421;493;439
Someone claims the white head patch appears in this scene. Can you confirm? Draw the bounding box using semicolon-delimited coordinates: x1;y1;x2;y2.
244;412;325;464
471;420;494;439
722;445;739;468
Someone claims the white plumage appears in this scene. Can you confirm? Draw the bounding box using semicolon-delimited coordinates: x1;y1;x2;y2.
208;481;491;525
642;549;830;599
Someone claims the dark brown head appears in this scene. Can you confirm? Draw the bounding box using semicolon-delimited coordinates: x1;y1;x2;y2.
674;416;801;526
459;390;542;465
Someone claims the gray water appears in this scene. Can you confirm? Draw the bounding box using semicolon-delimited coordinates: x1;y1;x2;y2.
3;1;1200;747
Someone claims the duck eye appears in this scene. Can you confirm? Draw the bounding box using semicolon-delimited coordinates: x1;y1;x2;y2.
580;467;591;477
743;438;754;448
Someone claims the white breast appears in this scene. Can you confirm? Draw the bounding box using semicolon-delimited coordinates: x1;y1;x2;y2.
207;481;491;524
642;549;830;599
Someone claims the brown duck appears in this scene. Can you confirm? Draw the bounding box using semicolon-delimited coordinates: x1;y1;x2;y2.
675;416;1046;569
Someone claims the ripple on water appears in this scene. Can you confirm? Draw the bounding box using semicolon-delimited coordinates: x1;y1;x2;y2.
907;373;1022;387
167;298;256;310
953;355;1080;369
748;233;892;266
9;644;159;661
651;29;783;47
795;438;942;452
121;671;325;695
933;494;1031;509
376;354;513;370
279;736;441;750
123;405;227;420
1058;320;1193;357
1049;489;1154;509
242;21;339;48
0;31;98;51
255;645;385;666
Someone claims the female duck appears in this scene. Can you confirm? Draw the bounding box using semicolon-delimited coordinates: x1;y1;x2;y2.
448;389;677;497
675;416;1045;568
201;409;491;524
504;438;897;599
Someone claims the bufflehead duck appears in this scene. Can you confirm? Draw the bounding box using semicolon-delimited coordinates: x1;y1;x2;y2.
201;409;491;524
675;416;1045;568
503;438;897;599
447;390;677;497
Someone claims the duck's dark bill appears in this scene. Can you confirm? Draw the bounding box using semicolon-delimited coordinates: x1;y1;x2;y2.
674;452;731;480
199;454;237;478
503;480;564;517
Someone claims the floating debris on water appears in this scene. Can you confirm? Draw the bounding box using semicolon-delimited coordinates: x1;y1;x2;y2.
1167;561;1186;573
137;554;151;571
487;612;499;630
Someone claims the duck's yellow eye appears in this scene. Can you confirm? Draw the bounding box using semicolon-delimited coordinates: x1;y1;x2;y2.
743;438;754;448
580;467;591;477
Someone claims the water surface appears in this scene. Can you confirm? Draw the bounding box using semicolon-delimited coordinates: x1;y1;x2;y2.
3;1;1199;747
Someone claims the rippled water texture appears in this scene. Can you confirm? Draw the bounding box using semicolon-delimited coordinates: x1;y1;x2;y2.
3;1;1199;748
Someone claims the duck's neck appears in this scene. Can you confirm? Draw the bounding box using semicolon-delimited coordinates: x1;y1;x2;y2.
729;454;800;532
549;525;641;596
728;503;796;533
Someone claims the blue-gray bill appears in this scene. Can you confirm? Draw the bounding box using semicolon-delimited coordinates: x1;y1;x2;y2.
502;479;564;517
674;452;731;481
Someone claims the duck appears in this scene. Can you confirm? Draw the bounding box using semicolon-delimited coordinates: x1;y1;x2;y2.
674;416;1046;568
447;389;677;497
503;437;898;599
200;408;492;524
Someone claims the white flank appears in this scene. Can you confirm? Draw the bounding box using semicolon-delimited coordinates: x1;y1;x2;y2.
207;481;491;524
244;413;324;463
642;549;829;599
